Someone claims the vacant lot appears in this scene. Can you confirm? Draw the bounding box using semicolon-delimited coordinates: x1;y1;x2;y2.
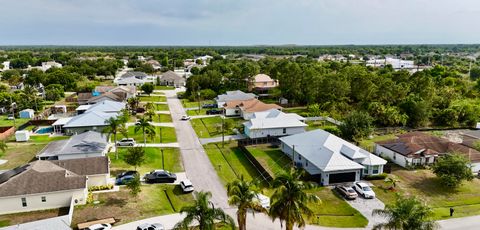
72;185;194;226
371;166;480;220
0;208;69;227
110;147;183;175
123;126;177;143
191;117;243;138
245;144;291;177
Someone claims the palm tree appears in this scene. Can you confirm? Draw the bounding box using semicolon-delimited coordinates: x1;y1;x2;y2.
144;102;156;112
384;177;400;190
127;97;140;114
174;191;235;230
118;109;131;123
134;116;155;145
372;195;437;230
0;141;7;154
227;175;267;230
103;117;122;159
145;109;156;122
269;168;320;230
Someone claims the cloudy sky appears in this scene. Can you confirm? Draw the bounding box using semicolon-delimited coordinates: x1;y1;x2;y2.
0;0;478;45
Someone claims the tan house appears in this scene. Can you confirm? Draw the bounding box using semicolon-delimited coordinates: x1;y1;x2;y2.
248;74;278;93
224;98;282;120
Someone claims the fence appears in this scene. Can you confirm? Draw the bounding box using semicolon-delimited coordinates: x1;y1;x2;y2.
237;136;280;147
0;126;15;140
238;146;274;183
305;116;343;126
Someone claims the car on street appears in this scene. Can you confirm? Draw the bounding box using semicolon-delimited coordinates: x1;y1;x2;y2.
116;171;139;185
117;138;136;146
144;170;177;183
181;115;191;120
353;182;376;199
335;185;358;200
87;223;111;230
180;179;194;193
206;109;223;115
202;104;217;109
136;223;165;230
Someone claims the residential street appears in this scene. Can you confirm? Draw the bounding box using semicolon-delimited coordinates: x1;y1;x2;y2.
199;134;246;145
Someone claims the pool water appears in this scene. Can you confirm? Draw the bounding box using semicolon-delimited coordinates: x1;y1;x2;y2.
35;126;53;134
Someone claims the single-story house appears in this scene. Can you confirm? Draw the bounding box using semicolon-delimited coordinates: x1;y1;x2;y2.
280;129;387;186
248;74;278;93
375;132;480;171
62;111;117;135
37;131;109;160
215;90;257;108
19;109;35;119
159;71;186;87
77;92;94;105
0;156;109;215
243;109;307;138
224;98;282;120
94;86;137;99
86;92;123;104
84;100;126;114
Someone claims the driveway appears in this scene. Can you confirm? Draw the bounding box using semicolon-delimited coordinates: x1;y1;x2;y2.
346;196;386;229
199;134;246;145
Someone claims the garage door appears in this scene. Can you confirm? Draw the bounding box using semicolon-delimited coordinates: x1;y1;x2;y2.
329;172;356;184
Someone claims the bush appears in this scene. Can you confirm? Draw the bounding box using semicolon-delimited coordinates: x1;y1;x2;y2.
177;92;185;99
364;173;388;180
88;184;114;192
86;192;94;204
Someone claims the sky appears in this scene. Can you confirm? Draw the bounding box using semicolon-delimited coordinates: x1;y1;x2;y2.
0;0;479;46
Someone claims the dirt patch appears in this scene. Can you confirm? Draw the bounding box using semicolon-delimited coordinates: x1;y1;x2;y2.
0;208;69;227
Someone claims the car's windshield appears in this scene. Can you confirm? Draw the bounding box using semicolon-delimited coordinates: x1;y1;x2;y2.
347;188;355;193
363;186;372;191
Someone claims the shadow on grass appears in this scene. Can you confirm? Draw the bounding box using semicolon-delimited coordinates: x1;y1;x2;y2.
410;176;458;197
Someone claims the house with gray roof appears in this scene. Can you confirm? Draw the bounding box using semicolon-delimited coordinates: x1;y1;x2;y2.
215;90;257;108
63;111;117;135
243;109;307;138
0;156;109;215
84;100;126;114
279;129;387;185
116;71;154;87
159;70;186;87
37;131;109;160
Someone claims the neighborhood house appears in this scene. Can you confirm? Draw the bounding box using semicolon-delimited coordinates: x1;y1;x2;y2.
37;131;109;160
243;109;307;138
215;90;257;108
224;98;282;120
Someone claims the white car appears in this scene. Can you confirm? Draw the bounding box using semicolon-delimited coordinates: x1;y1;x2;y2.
7;114;14;120
181;115;191;120
117;138;136;146
180;179;194;193
254;193;270;209
136;223;164;230
87;223;111;230
354;182;376;199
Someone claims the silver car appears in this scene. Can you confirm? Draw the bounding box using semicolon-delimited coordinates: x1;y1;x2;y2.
117;138;136;146
137;223;164;230
180;179;194;193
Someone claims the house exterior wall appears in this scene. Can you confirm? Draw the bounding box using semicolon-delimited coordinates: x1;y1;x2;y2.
280;142;322;175
375;144;410;168
0;189;87;215
87;174;110;187
57;152;104;160
225;108;240;117
246;127;305;139
216;101;226;108
361;165;384;176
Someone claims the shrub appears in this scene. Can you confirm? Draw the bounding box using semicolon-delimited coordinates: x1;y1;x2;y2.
364;173;388;180
86;192;94;204
88;184;114;192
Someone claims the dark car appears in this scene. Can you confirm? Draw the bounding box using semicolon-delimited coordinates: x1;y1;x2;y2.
116;171;138;179
206;109;223;115
202;104;217;109
144;170;177;183
115;171;139;185
335;185;358;200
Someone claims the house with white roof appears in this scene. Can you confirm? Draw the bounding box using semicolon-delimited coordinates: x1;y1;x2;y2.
62;111;117;135
215;90;258;108
279;129;387;185
243;109;307;138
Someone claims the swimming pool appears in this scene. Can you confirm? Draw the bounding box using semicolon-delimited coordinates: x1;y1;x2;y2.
35;126;53;134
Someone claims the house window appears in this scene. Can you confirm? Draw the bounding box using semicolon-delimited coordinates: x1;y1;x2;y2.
298;155;301;160
282;128;286;134
41;196;46;202
372;165;380;174
393;153;396;160
21;198;27;207
363;167;369;175
305;161;308;167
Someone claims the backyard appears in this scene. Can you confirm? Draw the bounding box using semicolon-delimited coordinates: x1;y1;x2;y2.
123;126;177;143
0;208;69;227
190;117;243;138
245;144;291;177
371;165;480;220
72;185;194;226
0;115;30;128
305;120;338;131
109;147;183;175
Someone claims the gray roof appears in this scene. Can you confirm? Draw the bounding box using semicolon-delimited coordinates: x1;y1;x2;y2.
52;156;109;176
37;131;108;158
117;76;146;84
216;90;257;102
63;111;117;128
160;71;185;82
120;71;147;79
85;100;126;113
244;109;307;130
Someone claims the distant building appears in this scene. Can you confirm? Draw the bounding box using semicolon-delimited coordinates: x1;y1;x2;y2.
366;58;414;70
19;109;35;119
0;61;10;71
159;71;186;87
248;74;278;94
115;71;154;87
41;61;63;71
223;98;282;120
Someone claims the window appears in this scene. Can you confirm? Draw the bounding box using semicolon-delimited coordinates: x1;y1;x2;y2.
298;155;301;160
363;167;369;175
372;165;380;174
21;198;27;207
282;128;286;134
305;161;308;167
41;196;46;202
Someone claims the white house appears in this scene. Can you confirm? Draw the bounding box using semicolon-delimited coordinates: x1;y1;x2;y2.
41;61;63;71
1;61;10;71
243;109;307;138
62;111;117;135
0;156;110;215
279;130;387;186
215;90;257;108
37;131;109;160
366;58;414;69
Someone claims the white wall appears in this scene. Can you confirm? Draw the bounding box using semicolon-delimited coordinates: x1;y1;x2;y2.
246;127;305;139
281;142;322;175
0;189;87;215
87;174;110;187
225;108;240;117
375;144;410;168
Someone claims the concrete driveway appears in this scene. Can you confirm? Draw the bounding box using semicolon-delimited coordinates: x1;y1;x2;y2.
346;195;386;229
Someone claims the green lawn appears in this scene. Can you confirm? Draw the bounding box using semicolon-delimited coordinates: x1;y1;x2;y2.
305;120;338;131
358;134;396;152
186;108;209;116
123;126;177;143
139;95;167;102
0;115;30;128
155;103;169;111
73;184;194;226
370;166;480;220
110;147;183;175
282;107;309;117
191;117;243;138
154;85;175;90
155;113;172;123
182;99;215;109
245;145;291;177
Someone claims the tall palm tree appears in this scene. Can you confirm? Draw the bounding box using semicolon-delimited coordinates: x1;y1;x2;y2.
144;102;156;112
269;168;320;230
145;109;156;122
174;191;235;230
227;175;266;230
372;195;437;230
134;116;155;145
103;117;121;159
118;109;130;123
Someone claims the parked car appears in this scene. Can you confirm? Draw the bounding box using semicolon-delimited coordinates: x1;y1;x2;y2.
7;114;14;120
206;109;223;115
335;185;358;200
117;138;136;146
87;223;111;230
180;179;194;193
353;182;376;199
181;115;191;120
144;170;177;183
116;171;139;185
136;223;164;230
202;104;217;109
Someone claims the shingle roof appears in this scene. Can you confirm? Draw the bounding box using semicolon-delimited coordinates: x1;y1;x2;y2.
160;71;185;82
37;131;108;158
52;156;109;176
120;71;147;78
85;100;126;113
224;98;282;113
86;92;122;104
216;90;257;103
253;74;275;83
244;109;306;130
63;111;117;128
116;77;146;84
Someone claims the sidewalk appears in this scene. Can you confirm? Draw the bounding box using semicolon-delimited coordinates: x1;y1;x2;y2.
199;134;246;145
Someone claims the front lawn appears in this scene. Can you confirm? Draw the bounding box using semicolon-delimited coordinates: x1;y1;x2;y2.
154;113;172;123
186;108;209;116
182;99;215;109
155;103;169;111
110;147;183;175
191;117;243;138
72;185;194;226
0;115;30;128
139;95;167;102
245;144;291;177
154;85;175;90
123;126;177;143
370;166;480;220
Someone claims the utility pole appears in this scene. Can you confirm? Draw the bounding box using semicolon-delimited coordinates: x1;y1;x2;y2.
161;149;165;169
221;109;225;148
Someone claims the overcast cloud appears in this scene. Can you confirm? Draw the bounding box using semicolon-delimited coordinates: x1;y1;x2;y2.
0;0;478;45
